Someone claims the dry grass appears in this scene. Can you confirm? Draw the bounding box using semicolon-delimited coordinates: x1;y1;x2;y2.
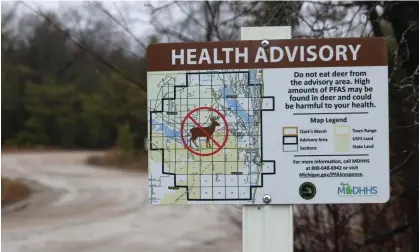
2;146;55;153
2;145;93;153
1;176;31;206
86;149;148;172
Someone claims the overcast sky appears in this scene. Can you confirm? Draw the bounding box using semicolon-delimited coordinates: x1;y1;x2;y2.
2;1;373;45
2;1;164;39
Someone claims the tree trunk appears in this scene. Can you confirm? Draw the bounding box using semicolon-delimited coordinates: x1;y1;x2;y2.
384;2;419;251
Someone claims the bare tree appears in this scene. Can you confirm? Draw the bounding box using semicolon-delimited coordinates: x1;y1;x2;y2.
20;1;418;250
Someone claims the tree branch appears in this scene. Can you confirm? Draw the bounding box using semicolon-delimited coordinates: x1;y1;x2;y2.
364;220;419;245
20;1;146;91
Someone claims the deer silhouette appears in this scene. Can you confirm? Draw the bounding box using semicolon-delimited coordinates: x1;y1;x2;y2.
189;115;220;148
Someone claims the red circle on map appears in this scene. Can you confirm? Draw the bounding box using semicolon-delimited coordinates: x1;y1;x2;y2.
180;106;229;156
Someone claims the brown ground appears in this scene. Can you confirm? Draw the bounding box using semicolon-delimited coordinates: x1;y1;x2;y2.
2;145;100;153
1;176;31;206
85;150;148;172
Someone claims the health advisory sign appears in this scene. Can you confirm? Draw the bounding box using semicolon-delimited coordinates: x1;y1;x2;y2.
147;37;389;205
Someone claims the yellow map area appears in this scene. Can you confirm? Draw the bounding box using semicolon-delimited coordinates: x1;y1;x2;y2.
149;132;245;204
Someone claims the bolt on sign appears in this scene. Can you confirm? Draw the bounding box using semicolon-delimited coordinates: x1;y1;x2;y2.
147;37;389;205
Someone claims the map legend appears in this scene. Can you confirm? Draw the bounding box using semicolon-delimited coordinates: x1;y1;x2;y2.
282;127;299;152
334;126;350;152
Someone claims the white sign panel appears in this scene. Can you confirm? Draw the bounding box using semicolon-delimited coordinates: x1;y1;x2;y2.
147;37;389;204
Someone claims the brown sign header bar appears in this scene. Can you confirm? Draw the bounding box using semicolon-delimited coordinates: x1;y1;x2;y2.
147;37;387;71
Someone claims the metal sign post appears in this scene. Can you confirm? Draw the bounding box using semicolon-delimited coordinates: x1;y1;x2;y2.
241;26;294;252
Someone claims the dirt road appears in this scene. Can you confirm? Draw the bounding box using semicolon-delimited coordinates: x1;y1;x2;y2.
1;152;241;252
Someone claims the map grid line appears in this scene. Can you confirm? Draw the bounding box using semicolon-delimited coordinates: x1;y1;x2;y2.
149;70;276;202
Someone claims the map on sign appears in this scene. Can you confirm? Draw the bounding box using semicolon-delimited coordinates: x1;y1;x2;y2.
148;70;275;204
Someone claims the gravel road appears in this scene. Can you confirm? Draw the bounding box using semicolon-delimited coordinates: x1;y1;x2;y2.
1;152;241;252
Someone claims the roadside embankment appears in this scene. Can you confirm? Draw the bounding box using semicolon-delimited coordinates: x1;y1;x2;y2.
85;149;148;172
1;176;31;207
